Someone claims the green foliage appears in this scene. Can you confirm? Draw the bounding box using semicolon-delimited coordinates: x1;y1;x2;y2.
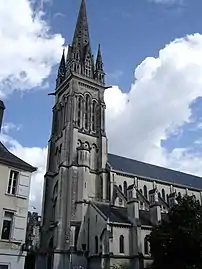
148;195;202;269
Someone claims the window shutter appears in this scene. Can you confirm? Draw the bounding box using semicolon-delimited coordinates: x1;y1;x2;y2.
11;215;26;242
17;173;30;198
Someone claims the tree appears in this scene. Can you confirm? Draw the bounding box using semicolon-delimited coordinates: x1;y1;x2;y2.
148;195;202;269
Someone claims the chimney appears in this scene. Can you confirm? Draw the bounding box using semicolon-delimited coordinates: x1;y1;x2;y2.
0;100;5;132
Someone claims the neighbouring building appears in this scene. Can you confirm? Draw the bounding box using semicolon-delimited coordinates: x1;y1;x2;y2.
37;1;202;269
24;212;41;269
26;212;41;251
0;100;37;269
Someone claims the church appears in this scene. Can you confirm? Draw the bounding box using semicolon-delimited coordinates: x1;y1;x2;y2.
37;1;202;269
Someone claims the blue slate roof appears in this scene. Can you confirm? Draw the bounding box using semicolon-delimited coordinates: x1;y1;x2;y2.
95;203;131;224
108;153;202;190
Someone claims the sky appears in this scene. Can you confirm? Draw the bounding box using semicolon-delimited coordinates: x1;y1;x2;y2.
1;0;202;212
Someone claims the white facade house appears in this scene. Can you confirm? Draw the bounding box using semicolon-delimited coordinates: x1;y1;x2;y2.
37;1;202;269
0;101;37;269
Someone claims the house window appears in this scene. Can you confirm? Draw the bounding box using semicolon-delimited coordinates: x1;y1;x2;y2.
7;170;18;195
1;211;14;240
119;235;124;253
95;236;98;253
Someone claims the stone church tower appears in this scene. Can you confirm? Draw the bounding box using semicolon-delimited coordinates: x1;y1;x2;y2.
38;1;110;268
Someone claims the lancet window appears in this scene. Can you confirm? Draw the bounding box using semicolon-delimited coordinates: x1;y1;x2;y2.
77;96;83;128
84;94;91;130
92;100;97;132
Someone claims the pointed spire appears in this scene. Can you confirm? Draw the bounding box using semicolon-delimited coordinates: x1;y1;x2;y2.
58;49;66;76
94;44;105;84
96;44;103;71
72;0;90;50
56;49;66;87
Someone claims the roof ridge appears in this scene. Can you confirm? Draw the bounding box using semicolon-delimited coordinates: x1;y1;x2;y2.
108;153;202;179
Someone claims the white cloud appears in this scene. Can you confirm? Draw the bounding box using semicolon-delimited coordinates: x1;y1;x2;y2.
149;0;184;4
2;33;202;214
105;33;202;173
2;123;22;134
0;0;64;98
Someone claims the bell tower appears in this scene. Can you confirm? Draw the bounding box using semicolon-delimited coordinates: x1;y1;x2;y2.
39;1;109;268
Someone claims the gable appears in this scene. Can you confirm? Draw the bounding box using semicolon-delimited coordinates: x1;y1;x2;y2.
108;153;202;190
0;142;36;172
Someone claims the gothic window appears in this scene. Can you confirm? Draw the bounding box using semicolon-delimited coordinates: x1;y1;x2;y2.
178;192;181;198
84;94;91;130
54;109;58;135
76;52;79;60
100;176;103;199
119;235;124;253
162;189;166;200
123;181;127;197
47;238;54;269
144;236;149;255
77;96;83;128
167;194;169;205
143;185;148;199
106;173;110;201
92;101;97;132
60;105;64;130
64;98;68;124
139;189;143;194
119;185;122;205
95;236;98;253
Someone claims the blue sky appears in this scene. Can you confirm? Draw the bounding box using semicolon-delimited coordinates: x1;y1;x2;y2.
3;0;202;149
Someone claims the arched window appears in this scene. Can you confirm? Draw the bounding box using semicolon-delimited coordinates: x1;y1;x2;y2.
119;235;124;253
123;181;127;197
47;237;54;269
64;97;68;124
95;236;98;253
144;237;149;255
92;101;97;132
139;189;143;194
106;173;110;201
178;192;181;198
77;96;82;128
167;194;169;205
53;181;58;200
119;185;122;205
162;189;165;200
100;176;103;199
84;94;91;130
143;185;148;199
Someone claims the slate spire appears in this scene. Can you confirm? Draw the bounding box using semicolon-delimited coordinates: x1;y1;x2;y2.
72;0;90;52
56;49;66;87
94;44;105;84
